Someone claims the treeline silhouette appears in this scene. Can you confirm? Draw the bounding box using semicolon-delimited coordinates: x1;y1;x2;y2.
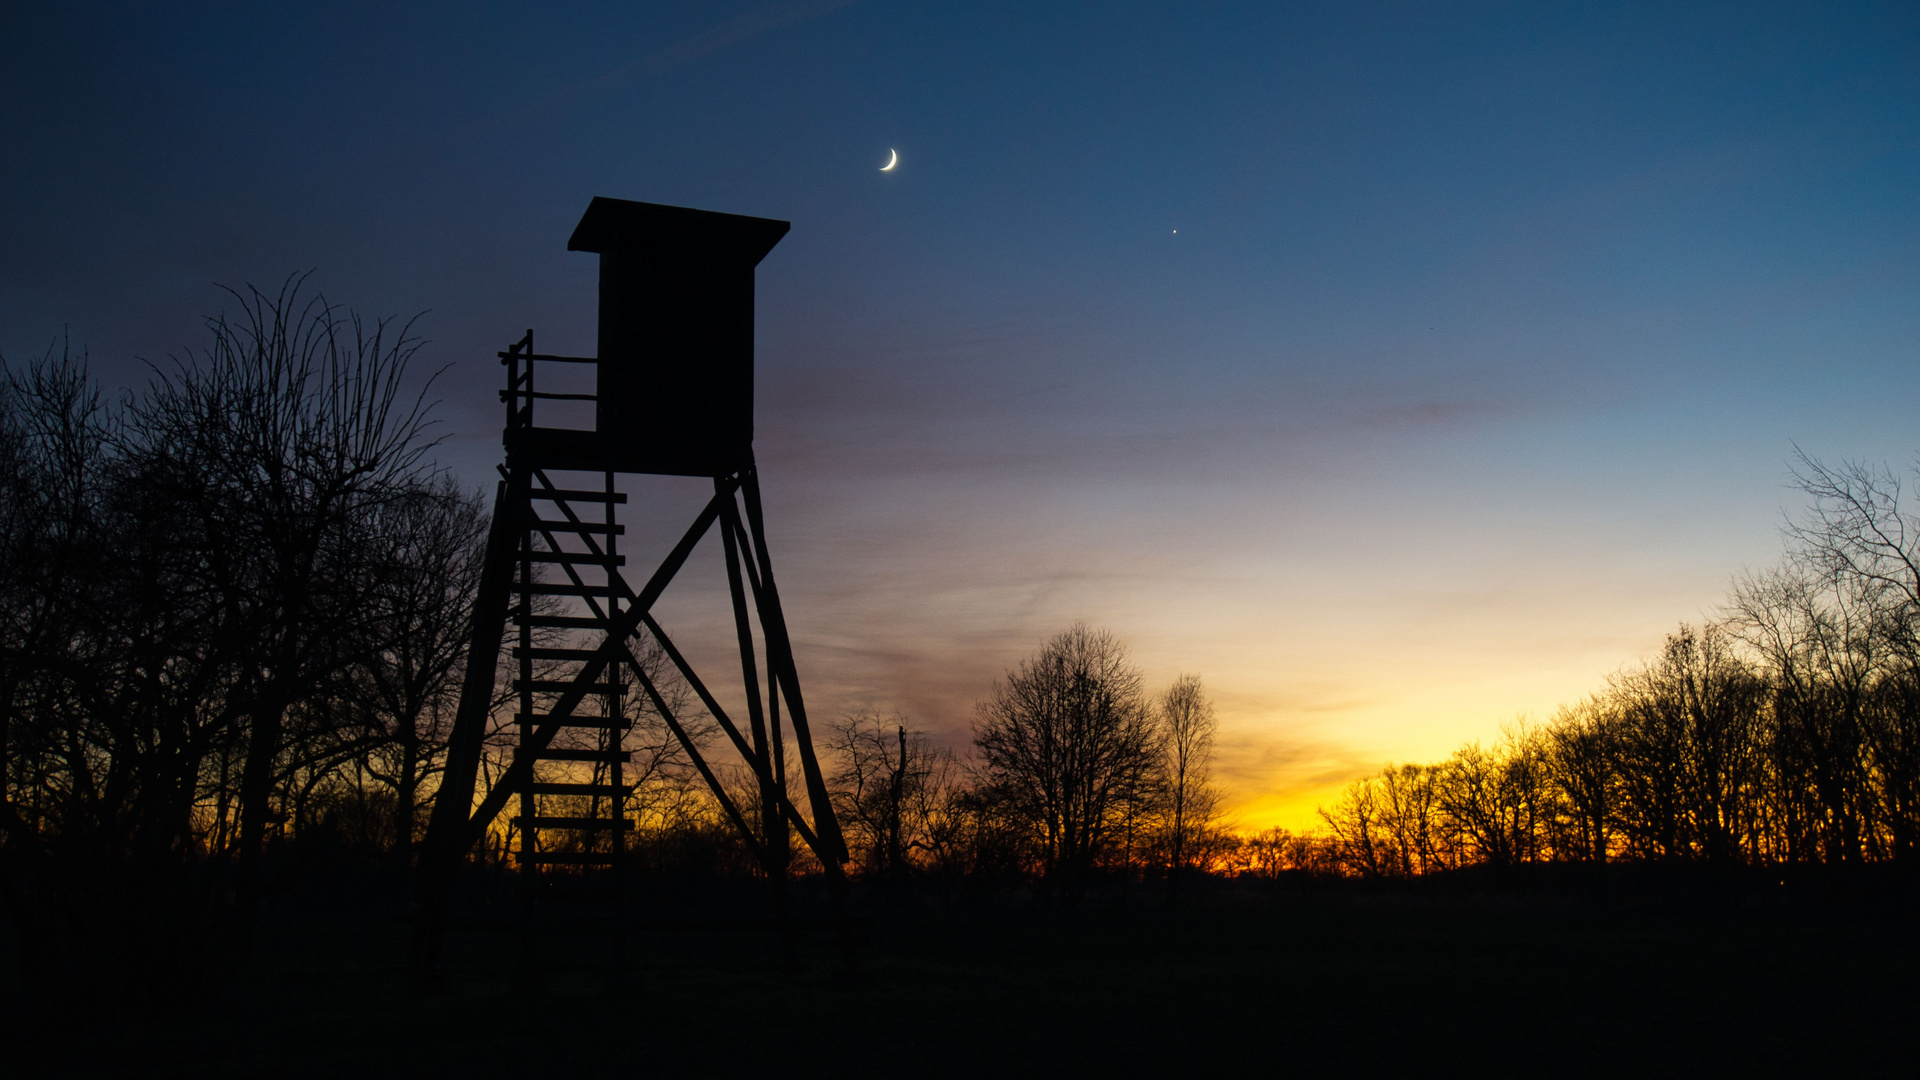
7;279;1917;1002
1292;455;1920;882
0;283;1234;997
807;456;1920;892
822;626;1225;907
0;280;482;991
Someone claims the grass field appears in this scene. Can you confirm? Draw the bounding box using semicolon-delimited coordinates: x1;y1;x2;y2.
10;884;1920;1078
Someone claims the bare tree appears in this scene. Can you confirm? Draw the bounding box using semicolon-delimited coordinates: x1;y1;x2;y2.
1732;567;1884;864
122;274;441;931
346;475;487;858
1375;762;1445;876
1159;673;1219;899
1776;449;1920;862
1863;652;1920;862
1786;449;1920;621
827;711;961;892
0;342;118;982
1434;725;1552;868
1320;774;1385;878
973;623;1159;903
1544;700;1618;863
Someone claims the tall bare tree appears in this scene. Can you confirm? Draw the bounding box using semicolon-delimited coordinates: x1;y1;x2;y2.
1779;450;1920;861
1544;700;1618;863
973;624;1159;903
346;475;487;858
1730;570;1876;863
1320;774;1385;878
1376;762;1445;876
1159;673;1218;898
1786;449;1920;620
828;711;961;889
122;275;441;931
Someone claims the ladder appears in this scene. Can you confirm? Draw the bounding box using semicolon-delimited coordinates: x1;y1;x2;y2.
412;313;854;981
502;331;634;973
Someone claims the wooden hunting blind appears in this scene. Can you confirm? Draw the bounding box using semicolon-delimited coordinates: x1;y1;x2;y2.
412;198;851;983
506;197;790;476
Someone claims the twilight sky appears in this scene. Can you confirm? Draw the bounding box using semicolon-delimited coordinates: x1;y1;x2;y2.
5;2;1918;827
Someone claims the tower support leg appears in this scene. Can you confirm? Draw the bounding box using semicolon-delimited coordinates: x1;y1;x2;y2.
412;471;523;978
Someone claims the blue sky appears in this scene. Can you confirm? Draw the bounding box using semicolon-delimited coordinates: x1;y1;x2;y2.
5;1;1917;824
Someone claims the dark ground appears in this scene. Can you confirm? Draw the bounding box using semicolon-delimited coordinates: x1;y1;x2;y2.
7;878;1919;1078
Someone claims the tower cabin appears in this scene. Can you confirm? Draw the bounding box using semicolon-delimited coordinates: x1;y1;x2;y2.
505;197;790;477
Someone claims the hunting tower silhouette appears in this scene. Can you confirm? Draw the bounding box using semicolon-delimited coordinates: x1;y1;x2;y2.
411;197;849;979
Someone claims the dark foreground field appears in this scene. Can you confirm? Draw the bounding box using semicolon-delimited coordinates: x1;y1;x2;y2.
8;882;1919;1078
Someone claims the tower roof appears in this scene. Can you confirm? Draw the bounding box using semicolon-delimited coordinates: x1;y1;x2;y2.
566;197;790;267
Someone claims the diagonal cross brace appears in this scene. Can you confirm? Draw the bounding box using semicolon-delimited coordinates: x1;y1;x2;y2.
519;470;844;872
524;469;617;624
517;469;779;825
631;614;831;863
622;640;768;868
457;475;738;847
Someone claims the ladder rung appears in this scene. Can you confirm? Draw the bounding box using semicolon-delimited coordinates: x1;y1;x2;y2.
530;747;631;763
514;680;626;695
518;583;620;597
518;615;611;629
532;519;624;535
516;712;629;729
519;550;625;566
514;647;611;661
530;488;627;504
518;816;635;830
528;782;632;797
521;851;619;864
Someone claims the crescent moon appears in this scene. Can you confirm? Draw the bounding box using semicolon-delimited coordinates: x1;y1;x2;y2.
880;148;898;171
